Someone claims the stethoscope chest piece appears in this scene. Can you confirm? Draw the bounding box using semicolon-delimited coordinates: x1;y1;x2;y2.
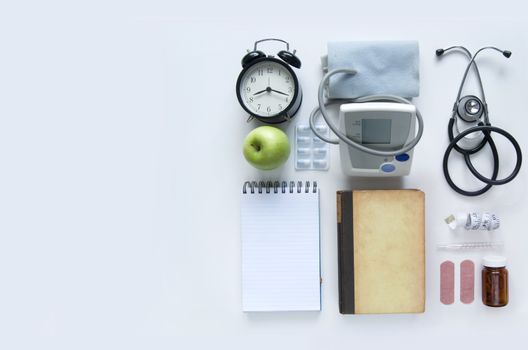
457;95;484;122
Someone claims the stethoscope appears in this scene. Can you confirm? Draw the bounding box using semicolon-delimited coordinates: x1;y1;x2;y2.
436;46;522;197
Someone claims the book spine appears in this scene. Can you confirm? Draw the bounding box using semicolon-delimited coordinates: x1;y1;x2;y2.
337;192;343;313
337;191;355;314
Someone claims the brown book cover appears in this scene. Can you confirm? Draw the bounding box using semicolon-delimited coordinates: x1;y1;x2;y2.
337;190;425;314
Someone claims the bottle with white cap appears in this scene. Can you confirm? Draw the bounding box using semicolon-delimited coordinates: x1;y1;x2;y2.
482;255;508;307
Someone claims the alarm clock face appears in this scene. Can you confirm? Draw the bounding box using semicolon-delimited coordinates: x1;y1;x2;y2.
238;60;297;118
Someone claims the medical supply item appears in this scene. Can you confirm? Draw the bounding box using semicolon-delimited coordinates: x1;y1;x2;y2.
236;38;302;124
337;102;416;176
482;256;508;307
436;46;522;196
436;241;504;250
460;260;475;304
440;261;455;305
323;41;419;99
295;124;329;170
445;212;500;231
310;42;424;177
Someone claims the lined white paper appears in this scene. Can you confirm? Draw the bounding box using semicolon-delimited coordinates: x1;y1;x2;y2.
241;189;320;312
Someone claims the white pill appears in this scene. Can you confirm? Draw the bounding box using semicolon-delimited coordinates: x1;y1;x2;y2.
296;159;311;168
296;125;311;133
297;136;311;143
297;148;311;156
313;149;327;158
313;137;325;145
313;160;328;169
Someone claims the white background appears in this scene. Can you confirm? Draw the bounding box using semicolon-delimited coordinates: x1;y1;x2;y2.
1;1;528;349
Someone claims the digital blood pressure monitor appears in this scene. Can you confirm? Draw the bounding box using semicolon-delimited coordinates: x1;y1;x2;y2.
338;102;416;176
310;68;424;177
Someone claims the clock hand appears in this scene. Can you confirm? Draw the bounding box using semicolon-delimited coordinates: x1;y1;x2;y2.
253;86;278;96
270;88;289;96
253;88;268;96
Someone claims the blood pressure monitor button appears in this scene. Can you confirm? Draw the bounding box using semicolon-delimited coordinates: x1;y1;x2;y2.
395;153;410;162
381;163;396;173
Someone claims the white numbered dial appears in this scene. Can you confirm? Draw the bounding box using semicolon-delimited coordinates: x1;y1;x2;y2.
240;61;295;117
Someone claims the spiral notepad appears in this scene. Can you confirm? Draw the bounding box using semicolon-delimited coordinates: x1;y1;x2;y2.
241;181;320;312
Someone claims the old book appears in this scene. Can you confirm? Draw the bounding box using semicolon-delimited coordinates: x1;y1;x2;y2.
337;190;425;314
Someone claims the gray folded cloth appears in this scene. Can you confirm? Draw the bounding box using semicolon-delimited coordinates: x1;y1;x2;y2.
322;41;420;99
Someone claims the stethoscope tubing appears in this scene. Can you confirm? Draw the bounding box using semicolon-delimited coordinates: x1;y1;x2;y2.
448;118;488;154
443;125;522;196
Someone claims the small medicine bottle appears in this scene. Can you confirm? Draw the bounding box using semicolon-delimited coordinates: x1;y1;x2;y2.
482;256;508;307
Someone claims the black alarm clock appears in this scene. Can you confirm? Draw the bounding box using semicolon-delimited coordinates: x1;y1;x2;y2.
236;38;302;124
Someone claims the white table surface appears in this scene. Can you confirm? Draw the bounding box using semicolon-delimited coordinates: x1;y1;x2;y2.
1;1;527;349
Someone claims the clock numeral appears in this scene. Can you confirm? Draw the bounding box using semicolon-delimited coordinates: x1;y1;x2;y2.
288;87;293;93
278;104;283;110
286;97;289;103
249;97;254;102
267;67;273;73
278;69;281;76
257;69;263;76
285;76;290;81
246;86;251;92
250;77;256;83
267;106;272;113
257;104;261;110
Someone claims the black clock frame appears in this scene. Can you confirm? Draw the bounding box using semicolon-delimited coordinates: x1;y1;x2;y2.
236;56;302;124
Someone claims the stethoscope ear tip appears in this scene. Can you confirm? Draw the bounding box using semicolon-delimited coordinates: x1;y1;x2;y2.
503;50;512;58
435;48;445;57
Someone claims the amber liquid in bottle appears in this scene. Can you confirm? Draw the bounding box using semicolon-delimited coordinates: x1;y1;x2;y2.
482;266;508;307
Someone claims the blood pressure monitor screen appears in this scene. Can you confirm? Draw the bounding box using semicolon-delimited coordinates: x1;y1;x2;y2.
362;119;392;144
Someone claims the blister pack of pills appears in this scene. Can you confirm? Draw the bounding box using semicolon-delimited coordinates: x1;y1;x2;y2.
295;124;330;171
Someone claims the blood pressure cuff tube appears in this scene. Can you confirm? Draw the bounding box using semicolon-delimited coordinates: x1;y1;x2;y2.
322;41;420;99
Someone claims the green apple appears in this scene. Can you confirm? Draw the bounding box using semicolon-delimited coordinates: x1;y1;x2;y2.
243;126;290;170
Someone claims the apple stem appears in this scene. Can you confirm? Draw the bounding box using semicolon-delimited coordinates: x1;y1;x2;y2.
251;143;261;152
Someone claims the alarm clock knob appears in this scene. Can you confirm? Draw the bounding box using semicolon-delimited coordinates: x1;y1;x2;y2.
241;50;266;68
278;50;301;69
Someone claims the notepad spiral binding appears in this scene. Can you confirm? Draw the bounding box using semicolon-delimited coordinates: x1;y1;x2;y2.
242;181;318;194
